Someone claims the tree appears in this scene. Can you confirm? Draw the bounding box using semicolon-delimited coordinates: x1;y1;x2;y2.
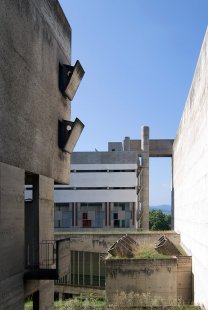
149;210;171;231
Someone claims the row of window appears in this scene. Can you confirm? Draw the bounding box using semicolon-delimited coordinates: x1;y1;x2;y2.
54;202;135;229
70;169;136;173
55;187;136;190
56;251;105;288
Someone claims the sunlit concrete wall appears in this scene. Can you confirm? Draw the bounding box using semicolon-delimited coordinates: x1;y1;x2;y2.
54;232;181;297
0;0;72;309
106;257;192;305
0;0;71;184
173;29;208;309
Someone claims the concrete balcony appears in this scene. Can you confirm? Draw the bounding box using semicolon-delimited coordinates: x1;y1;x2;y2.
24;238;70;280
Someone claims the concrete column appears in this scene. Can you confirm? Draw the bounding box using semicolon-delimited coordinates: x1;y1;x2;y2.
136;156;142;230
105;203;109;228
109;203;111;228
73;203;76;227
26;175;54;309
38;281;54;310
77;203;81;227
102;203;105;228
124;136;130;151
141;126;149;230
130;202;135;228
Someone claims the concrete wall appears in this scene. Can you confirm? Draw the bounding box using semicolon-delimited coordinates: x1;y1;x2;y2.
55;189;136;203
173;29;208;309
67;171;137;188
105;257;192;305
54;232;181;297
71;152;138;164
0;163;25;310
0;0;73;308
55;232;180;253
106;258;178;304
0;0;71;184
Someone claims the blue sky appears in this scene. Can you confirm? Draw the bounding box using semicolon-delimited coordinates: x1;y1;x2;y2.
59;0;208;205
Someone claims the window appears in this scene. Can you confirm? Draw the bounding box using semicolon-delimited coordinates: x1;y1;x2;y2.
71;251;105;288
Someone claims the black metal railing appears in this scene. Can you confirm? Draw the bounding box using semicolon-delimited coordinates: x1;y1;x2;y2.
26;240;56;271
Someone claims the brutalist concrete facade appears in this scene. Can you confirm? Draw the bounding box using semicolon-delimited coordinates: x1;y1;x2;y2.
54;133;173;231
173;29;208;309
0;1;80;309
105;256;192;305
55;150;139;230
54;232;180;297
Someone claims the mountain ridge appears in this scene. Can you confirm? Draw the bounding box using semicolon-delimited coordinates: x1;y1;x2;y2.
150;204;171;215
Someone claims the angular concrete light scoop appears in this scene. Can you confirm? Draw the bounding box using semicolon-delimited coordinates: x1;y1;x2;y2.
59;60;85;100
58;118;84;154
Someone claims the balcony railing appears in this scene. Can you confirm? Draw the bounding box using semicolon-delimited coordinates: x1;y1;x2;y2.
24;238;71;280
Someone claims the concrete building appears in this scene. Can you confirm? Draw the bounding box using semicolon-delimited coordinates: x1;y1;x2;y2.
54;145;139;231
105;256;192;305
0;1;84;309
54;131;173;231
55;232;181;298
173;29;208;309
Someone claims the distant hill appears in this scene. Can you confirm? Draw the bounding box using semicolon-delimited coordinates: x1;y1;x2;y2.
150;204;171;215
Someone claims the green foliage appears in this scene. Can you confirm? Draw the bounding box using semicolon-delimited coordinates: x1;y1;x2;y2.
54;295;106;310
134;244;170;259
25;301;33;310
111;291;199;309
25;293;200;309
149;210;171;231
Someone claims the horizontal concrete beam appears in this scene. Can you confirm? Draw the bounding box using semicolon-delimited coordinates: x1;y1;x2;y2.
127;139;174;157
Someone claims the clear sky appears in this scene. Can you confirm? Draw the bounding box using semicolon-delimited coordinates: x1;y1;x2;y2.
59;0;208;206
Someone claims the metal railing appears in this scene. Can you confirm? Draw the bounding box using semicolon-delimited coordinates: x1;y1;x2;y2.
26;240;56;270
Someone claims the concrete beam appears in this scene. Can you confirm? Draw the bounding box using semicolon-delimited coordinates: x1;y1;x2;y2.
125;139;174;157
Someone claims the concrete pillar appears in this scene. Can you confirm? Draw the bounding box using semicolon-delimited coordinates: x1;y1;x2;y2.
136;156;142;230
141;126;149;230
102;203;105;228
73;203;76;227
124;136;130;151
39;281;54;310
25;175;54;309
108;203;111;228
77;203;81;227
38;176;54;309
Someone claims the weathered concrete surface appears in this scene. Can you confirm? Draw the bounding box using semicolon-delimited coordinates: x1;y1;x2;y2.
39;281;54;310
106;257;192;305
106;258;178;304
0;163;25;310
25;175;54;269
124;139;174;157
0;0;74;308
108;142;123;151
54;232;180;297
173;29;208;309
0;0;71;184
141;126;149;230
57;239;71;278
55;232;180;253
177;257;192;304
71;151;138;164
